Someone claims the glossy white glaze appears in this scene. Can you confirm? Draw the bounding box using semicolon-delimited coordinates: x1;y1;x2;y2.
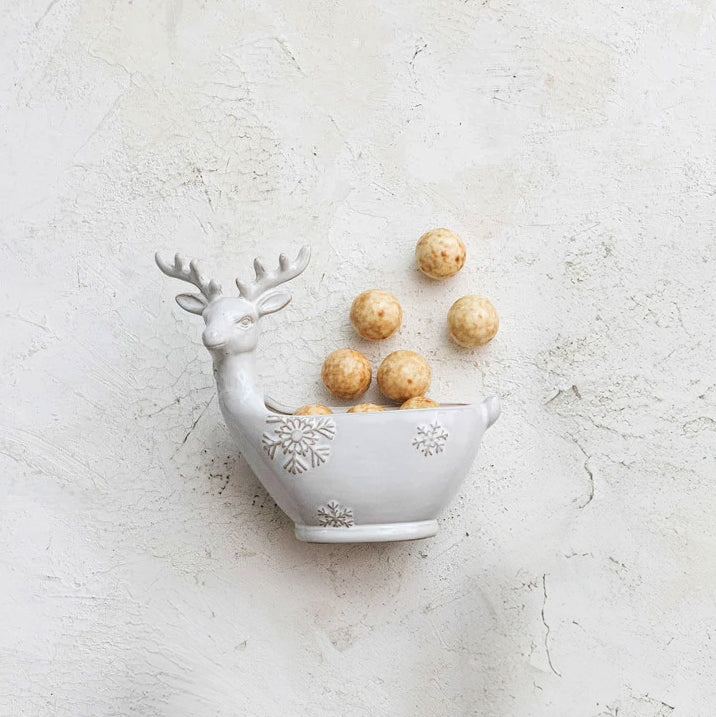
156;247;500;542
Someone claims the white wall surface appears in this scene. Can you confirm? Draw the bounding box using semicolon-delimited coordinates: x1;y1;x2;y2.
1;1;714;715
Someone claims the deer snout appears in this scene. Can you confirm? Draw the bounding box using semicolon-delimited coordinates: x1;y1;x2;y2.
202;328;225;349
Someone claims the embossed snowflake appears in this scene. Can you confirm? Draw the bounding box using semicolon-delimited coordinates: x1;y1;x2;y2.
412;418;449;457
262;415;336;475
317;500;354;528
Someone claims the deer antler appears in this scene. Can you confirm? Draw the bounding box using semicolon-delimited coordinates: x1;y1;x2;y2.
235;245;311;300
155;252;223;302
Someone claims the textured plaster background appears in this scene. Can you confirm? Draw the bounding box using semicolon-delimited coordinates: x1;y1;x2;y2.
1;1;715;715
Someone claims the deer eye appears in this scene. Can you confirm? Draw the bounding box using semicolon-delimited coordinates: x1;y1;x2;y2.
237;316;254;329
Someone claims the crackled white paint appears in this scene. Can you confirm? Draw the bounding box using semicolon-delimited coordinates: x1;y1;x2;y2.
1;1;715;715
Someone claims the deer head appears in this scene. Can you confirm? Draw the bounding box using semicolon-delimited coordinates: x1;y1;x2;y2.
155;246;310;358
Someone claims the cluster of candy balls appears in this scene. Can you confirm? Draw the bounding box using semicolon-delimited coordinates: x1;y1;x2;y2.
295;228;498;415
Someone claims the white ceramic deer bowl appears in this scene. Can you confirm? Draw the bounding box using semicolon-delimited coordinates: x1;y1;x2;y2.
156;246;500;543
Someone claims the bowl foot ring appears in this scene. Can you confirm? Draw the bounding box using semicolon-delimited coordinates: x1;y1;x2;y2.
294;519;438;543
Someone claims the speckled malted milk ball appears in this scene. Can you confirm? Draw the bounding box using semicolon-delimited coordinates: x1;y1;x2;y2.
321;348;372;400
377;350;431;401
294;404;333;415
447;295;499;348
400;396;440;410
346;403;385;413
415;228;466;280
350;290;402;340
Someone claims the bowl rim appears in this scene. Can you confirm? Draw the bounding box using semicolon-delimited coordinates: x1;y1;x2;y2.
265;399;477;415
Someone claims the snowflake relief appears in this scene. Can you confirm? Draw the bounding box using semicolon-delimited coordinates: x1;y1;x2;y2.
412;418;449;457
262;415;336;475
317;501;354;528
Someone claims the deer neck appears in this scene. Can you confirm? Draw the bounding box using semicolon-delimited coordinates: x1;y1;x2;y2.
212;351;266;418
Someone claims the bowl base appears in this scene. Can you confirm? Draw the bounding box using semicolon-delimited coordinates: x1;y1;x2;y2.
294;520;438;543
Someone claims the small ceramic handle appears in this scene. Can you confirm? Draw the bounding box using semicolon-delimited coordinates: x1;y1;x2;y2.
481;395;501;429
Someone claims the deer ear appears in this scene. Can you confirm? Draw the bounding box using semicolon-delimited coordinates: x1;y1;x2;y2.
175;293;207;315
257;290;291;317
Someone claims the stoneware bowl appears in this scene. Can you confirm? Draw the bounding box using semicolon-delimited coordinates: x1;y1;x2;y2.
155;245;500;542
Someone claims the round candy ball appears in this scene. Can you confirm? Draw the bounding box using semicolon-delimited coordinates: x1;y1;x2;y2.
447;295;499;348
321;348;372;400
347;403;384;413
294;404;333;415
415;228;466;280
400;396;439;410
350;289;402;340
377;350;431;401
